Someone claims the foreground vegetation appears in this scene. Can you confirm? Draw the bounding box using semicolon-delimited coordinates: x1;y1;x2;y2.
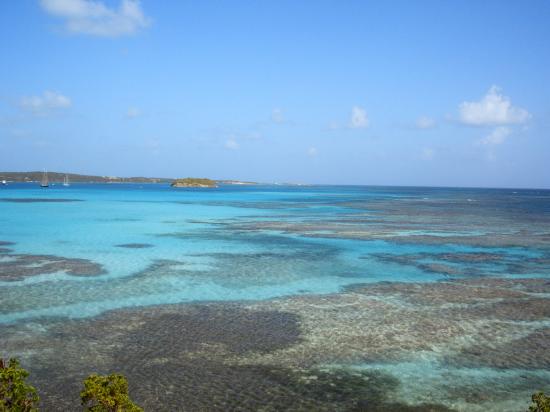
530;392;550;412
0;359;39;411
80;374;142;412
1;358;141;411
2;357;549;411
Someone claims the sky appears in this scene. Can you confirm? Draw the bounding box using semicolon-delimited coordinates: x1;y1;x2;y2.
0;0;549;188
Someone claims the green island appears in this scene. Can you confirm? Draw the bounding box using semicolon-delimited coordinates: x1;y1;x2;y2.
170;177;218;188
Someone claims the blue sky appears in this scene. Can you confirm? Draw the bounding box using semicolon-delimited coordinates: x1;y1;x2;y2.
1;0;549;187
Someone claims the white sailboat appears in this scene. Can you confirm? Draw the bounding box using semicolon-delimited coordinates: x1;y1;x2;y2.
40;170;49;188
63;174;70;187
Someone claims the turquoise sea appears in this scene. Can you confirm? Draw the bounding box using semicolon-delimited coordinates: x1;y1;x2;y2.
1;183;549;411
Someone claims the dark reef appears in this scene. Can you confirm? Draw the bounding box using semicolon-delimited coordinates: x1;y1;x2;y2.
0;249;105;281
115;243;154;249
0;198;83;203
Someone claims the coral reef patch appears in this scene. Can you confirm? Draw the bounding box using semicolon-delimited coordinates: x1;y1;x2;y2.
0;249;105;281
1;277;549;411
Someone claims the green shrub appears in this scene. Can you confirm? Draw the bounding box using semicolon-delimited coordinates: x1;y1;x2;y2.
529;392;550;412
0;358;39;412
80;373;142;412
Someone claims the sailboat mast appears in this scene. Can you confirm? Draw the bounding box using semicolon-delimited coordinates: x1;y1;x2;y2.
41;170;49;187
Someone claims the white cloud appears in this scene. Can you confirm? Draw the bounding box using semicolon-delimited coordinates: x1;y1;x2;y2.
478;126;511;146
416;116;435;129
126;107;141;118
421;147;435;160
271;108;284;124
307;147;318;157
19;91;72;114
224;139;239;150
40;0;150;37
349;106;369;129
459;86;530;126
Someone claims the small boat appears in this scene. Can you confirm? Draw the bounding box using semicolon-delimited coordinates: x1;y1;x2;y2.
40;170;49;188
63;174;70;187
1;180;6;186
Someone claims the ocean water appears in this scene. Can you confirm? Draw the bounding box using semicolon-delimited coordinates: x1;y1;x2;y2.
1;183;549;411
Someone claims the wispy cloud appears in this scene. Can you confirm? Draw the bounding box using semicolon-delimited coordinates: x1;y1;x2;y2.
241;131;262;140
9;129;32;139
459;86;530;126
307;147;318;157
327;121;339;130
475;126;513;162
224;139;239;150
40;0;151;37
349;106;369;129
138;137;160;155
19;90;72;114
421;147;435;160
329;106;370;131
126;107;141;118
271;108;285;124
477;126;511;146
416;116;436;129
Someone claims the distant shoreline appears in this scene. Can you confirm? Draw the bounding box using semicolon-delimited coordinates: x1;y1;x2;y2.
0;172;259;186
2;172;548;190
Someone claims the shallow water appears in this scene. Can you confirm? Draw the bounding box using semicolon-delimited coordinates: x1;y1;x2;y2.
1;183;549;411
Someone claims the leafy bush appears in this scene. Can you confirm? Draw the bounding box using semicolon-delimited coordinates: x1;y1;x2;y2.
80;373;142;412
529;392;550;412
0;358;39;412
